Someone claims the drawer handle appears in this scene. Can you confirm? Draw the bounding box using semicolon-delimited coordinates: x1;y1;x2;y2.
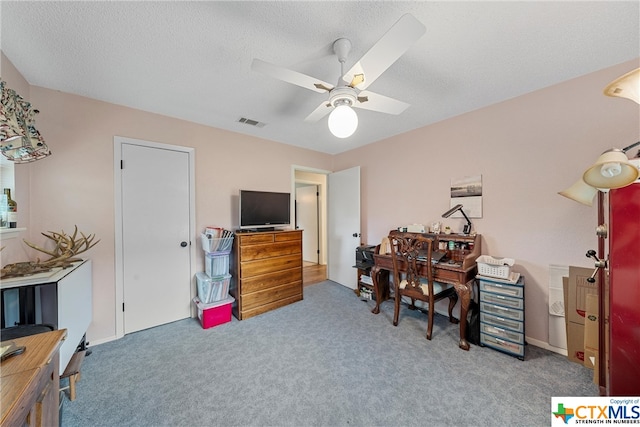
495;337;518;350
490;325;506;333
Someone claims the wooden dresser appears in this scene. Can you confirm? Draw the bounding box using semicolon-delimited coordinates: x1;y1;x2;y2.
230;229;303;320
1;329;67;427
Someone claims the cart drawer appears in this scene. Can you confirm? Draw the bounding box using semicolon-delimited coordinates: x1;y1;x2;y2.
480;322;524;344
480;302;524;322
479;280;524;299
481;332;525;357
480;292;523;310
480;312;524;333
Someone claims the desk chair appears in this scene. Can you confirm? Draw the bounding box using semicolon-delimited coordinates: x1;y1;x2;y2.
388;231;458;340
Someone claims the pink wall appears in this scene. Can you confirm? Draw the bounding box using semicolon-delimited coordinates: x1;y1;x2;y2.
0;63;333;340
1;53;33;264
333;59;639;345
2;51;638;348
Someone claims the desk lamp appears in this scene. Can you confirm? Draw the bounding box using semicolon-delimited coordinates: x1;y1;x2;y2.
442;204;472;235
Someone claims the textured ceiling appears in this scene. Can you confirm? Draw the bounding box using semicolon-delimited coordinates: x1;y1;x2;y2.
1;1;638;155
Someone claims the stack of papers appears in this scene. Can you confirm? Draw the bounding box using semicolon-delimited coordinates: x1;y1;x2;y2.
360;275;373;285
201;229;234;252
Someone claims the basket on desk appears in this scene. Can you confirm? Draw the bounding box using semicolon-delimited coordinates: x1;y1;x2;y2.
476;255;515;279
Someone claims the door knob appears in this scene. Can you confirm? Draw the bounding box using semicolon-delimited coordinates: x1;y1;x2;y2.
352;233;360;238
180;241;188;247
585;249;607;283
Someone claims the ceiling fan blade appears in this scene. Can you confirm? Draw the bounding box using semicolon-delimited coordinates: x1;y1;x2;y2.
304;101;333;122
251;59;334;94
353;90;410;115
343;13;426;91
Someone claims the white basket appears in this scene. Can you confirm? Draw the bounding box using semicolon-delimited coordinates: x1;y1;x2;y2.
476;255;515;279
201;232;234;253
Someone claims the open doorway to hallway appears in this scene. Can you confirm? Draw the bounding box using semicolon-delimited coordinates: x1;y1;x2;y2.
294;168;328;285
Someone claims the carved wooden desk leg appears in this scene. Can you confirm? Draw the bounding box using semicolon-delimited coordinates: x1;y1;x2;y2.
454;280;472;351
370;265;389;314
371;265;383;314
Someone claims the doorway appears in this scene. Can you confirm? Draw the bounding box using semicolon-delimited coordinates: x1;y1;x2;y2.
292;165;361;289
294;168;327;285
114;137;196;337
296;184;319;264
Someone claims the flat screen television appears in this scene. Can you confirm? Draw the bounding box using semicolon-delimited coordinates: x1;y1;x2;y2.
239;190;291;230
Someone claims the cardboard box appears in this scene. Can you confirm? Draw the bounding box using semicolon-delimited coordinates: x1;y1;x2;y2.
193;296;234;329
567;266;598;325
567;321;585;364
584;293;599;350
584;347;597;370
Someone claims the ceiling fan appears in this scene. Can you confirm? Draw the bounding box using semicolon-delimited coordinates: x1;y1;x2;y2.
251;13;426;138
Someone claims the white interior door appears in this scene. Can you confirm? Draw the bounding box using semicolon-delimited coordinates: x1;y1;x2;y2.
296;185;319;263
120;141;192;334
328;166;360;289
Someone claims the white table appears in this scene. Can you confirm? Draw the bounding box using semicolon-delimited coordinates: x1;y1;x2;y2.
1;260;92;373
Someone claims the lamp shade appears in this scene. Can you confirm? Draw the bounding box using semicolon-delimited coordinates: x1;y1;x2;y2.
604;68;639;104
582;149;640;189
1;80;51;163
328;105;358;138
558;179;598;206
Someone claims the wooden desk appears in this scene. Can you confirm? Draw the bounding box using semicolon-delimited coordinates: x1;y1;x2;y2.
1;329;67;427
371;232;480;350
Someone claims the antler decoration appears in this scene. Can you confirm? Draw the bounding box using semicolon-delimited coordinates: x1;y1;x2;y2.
0;225;99;279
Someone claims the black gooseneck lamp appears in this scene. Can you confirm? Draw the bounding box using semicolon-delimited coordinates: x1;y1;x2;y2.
442;204;472;235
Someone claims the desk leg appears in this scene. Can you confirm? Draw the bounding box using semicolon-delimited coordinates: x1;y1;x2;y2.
454;280;472;351
371;265;389;314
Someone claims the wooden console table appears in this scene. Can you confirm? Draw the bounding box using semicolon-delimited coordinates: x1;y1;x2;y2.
371;231;480;350
1;329;67;427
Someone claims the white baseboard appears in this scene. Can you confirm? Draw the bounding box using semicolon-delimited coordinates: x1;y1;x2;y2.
525;336;568;356
87;334;118;347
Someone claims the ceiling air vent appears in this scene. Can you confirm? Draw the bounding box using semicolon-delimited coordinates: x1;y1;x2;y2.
237;117;266;128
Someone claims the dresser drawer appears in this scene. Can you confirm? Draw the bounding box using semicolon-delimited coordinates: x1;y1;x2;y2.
480;302;524;322
274;230;302;242
241;281;302;311
241;254;301;277
480;312;524;333
241;268;302;294
480;292;523;310
479;280;523;299
240;241;301;262
238;233;274;245
480;322;524;344
480;332;525;357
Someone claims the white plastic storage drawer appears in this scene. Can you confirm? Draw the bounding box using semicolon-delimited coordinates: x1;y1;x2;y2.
480;292;523;310
480;333;525;358
479;280;524;298
480;312;524;333
480;302;524;322
480;322;524;344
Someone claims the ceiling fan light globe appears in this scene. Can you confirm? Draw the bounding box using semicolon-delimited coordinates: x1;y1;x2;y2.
600;162;622;178
328;105;358;138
